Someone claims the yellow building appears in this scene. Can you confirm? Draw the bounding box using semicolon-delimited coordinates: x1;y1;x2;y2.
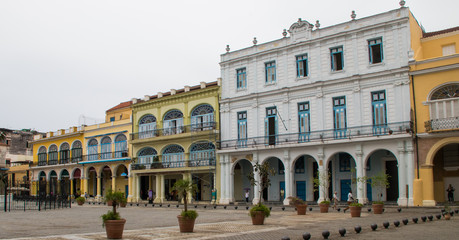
130;81;220;203
410;26;459;206
29;101;133;200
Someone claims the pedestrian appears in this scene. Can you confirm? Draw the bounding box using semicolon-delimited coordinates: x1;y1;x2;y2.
245;189;250;203
84;192;89;199
343;190;354;213
148;189;153;204
333;191;339;210
446;184;455;203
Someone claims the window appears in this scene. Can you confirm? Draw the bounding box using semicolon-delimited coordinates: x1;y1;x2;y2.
330;47;344;71
114;134;127;158
48;145;58;165
163;110;184;135
138;147;157;165
71;141;82;163
333;96;347;139
139;115;156;139
190;142;216;166
162;144;185;168
38;146;47;166
101;137;112;160
296;54;308;77
87;139;98;161
59;143;70;164
295;157;305;173
236;68;247;89
298;102;310;142
428;84;459;131
368;38;383;64
265;61;276;83
265;107;278;145
191;104;215;131
339;153;351;172
110;117;115;122
372;90;388;135
442;44;456;56
237;111;247;147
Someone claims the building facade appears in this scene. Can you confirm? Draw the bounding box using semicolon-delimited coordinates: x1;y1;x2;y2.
410;27;459;206
130;81;220;203
29;101;132;200
218;6;416;206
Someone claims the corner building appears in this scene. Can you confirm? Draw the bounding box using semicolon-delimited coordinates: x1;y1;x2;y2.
218;6;416;206
130;81;220;203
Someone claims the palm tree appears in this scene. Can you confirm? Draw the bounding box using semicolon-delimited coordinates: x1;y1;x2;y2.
172;179;198;212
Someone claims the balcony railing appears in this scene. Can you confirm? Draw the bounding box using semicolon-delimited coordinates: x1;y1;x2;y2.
425;117;459;132
131;122;217;140
131;158;216;170
35;150;129;166
220;121;411;150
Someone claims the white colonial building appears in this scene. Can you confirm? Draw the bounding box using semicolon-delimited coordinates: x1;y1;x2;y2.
218;6;415;206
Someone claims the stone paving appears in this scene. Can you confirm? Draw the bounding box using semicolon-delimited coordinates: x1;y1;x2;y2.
1;203;459;239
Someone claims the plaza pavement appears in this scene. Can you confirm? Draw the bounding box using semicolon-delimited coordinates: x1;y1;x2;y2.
1;203;458;240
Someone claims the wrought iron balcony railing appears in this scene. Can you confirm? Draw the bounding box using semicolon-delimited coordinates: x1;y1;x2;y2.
425;117;459;132
131;122;217;141
35;150;129;166
131;157;216;170
219;121;411;150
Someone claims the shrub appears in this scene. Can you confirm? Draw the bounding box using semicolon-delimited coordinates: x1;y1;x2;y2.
288;196;306;206
350;202;363;207
372;200;384;205
76;196;85;204
181;210;198;220
101;210;120;227
320;200;330;205
249;204;271;218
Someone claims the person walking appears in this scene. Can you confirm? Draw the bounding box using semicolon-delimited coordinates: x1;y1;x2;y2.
148;189;153;204
333;191;339;210
446;184;455;203
245;190;250;203
343;190;354;213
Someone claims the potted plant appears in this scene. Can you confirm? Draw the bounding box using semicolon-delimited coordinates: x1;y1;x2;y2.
313;170;331;213
247;161;276;225
319;200;331;213
101;189;126;239
172;179;199;232
76;196;85;206
288;197;307;215
349;202;363;217
444;204;452;220
369;172;390;214
120;195;127;208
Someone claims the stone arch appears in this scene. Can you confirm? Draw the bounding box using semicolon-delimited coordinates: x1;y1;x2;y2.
426;137;459;166
99;165;113;176
232;159;254;202
59;169;70;179
59;142;70;151
363;149;398;166
38;171;46;181
38;146;47;154
72;168;82;179
48;170;57;181
427;82;459;101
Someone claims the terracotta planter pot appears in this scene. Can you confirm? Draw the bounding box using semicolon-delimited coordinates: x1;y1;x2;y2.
372;203;384;214
177;215;196;232
296;204;307;215
107;200;113;206
77;201;84;206
319;203;330;213
251;211;266;225
350;206;362;217
104;219;126;239
445;214;451;220
120;202;127;208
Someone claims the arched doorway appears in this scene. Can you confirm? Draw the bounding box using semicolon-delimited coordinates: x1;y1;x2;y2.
433;143;459;202
87;167;97;197
365;150;399;202
114;165;129;197
60;169;70;197
233;159;253;202
49;170;58;197
293;155;317;201
100;166;112;196
38;171;47;197
72;168;81;197
263;157;285;202
329;152;355;202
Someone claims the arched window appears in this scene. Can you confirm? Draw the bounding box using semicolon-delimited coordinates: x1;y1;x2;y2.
59;143;70;164
137;147;157;165
48;145;58;165
428;84;459;131
191;104;215;131
88;139;98;161
163;110;184;135
139;115;157;139
38;146;47;166
190;142;215;166
71;140;82;163
162;144;184;168
101;137;112;159
114;134;127;158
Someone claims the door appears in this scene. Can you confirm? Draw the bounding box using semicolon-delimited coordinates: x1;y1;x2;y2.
367;180;373;201
279;181;285;201
340;179;351;201
268;117;276;145
125;185;129;199
296;181;306;201
386;160;399;201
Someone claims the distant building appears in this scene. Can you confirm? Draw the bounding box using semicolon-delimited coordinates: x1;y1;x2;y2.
410;26;459;206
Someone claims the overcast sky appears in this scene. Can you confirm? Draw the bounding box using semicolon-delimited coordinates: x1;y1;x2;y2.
1;0;457;132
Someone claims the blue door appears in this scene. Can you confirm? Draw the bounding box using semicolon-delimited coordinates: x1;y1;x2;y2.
296;181;306;201
279;181;285;201
340;179;351;201
125;185;129;199
367;180;372;202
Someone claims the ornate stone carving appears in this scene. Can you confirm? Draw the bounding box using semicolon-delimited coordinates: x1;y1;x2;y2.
315;20;320;29
351;10;356;20
226;45;230;53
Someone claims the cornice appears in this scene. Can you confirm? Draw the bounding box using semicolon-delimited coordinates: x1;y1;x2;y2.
410;63;459;76
30;132;84;144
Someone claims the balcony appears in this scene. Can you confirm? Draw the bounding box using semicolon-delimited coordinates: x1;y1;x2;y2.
425;117;459;132
220;121;411;150
131;157;216;170
131;122;217;141
35;150;129;166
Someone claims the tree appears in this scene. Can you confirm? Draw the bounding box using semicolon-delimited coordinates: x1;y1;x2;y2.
313;170;331;201
247;161;276;205
369;171;390;203
172;179;198;213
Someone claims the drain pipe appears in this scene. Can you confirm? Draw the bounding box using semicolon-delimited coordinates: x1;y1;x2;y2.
410;75;420;179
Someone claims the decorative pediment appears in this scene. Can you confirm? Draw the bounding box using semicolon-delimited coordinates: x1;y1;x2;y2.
288;18;314;42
